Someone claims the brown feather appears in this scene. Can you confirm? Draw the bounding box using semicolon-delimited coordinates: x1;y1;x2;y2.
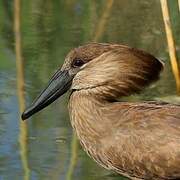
63;43;180;180
66;43;163;98
69;92;180;180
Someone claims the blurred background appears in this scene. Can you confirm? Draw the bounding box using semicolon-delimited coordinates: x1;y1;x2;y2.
0;0;180;180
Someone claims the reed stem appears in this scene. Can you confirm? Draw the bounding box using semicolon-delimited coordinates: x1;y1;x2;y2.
93;0;114;41
14;0;30;179
66;135;78;180
160;0;180;94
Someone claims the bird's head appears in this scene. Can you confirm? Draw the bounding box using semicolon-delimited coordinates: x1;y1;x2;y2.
22;43;163;120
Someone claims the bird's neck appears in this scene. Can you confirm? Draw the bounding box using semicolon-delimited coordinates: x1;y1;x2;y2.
68;90;113;148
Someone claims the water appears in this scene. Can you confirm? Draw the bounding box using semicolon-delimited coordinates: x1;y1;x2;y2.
0;0;180;180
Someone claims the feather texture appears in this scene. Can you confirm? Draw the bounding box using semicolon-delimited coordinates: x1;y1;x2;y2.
69;92;180;180
65;43;179;179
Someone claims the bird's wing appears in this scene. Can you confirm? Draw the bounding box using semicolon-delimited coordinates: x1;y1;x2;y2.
101;102;180;179
108;101;180;133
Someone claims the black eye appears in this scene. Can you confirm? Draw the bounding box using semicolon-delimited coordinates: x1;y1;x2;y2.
72;58;84;68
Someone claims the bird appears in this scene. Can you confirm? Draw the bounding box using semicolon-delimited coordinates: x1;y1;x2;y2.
22;43;180;180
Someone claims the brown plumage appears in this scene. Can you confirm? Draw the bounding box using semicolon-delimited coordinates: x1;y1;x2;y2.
22;43;180;180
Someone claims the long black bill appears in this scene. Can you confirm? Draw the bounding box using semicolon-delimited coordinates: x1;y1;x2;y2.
21;70;73;120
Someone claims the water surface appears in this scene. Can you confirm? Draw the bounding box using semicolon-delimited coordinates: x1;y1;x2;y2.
0;0;180;180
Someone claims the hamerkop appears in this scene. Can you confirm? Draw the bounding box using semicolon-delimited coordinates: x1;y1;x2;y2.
22;43;180;180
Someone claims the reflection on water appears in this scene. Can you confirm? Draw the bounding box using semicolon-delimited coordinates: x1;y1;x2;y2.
0;0;179;180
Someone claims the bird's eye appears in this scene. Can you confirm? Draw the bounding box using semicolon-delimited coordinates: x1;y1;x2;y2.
72;58;84;68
